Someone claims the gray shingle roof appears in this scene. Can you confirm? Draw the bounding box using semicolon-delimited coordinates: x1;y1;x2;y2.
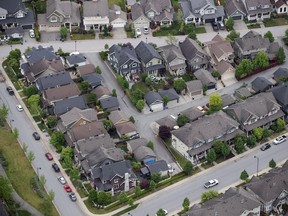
83;0;109;17
0;0;25;14
66;54;86;65
99;96;119;110
194;69;217;86
35;72;72;92
5;26;24;35
270;84;288;107
82;73;102;87
131;2;146;21
53;96;87;116
224;0;247;16
109;4;127;22
234;87;252;98
180;107;205;122
234;31;270;52
109;44;140;67
134;146;156;162
251;77;273;92
156;116;178;128
135;41;163;64
273;67;288;82
158;88;179;101
147;160;169;174
144;91;163;106
126;138;148;152
24;46;58;65
221;94;236;107
108;110;129;125
186;80;203;93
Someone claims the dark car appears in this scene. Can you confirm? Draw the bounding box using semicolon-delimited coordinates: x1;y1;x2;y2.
6;86;14;95
69;192;77;201
32;132;40;140
52;163;60;172
218;21;225;30
260;143;271;151
211;22;218;31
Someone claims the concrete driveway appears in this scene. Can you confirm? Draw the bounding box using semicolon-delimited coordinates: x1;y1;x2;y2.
40;31;61;43
233;20;248;31
112;28;127;39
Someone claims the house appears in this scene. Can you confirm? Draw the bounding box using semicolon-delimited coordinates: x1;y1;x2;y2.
58;107;98;132
53;96;87;116
76;64;95;76
135;41;165;77
270;84;288;114
243;0;273;21
171;110;243;165
83;0;109;30
273;67;288;83
140;160;169;177
108;44;141;81
38;0;81;32
82;73;102;89
179;37;210;72
179;0;225;24
66;54;87;68
185;187;261;216
251;77;274;93
159;44;187;76
155;115;178;132
186;80;203;97
115;121;139;139
0;0;35;30
144;91;163;112
224;0;247;20
158;88;180;107
35;72;72;93
108;110;129;126
92;85;112;100
131;3;150;29
194;69;217;89
99;96;120;111
126;138;156;164
271;0;288;15
5;26;24;39
233;30;278;61
225;92;285;134
180;107;205;122
109;4;127;28
91;160;137;193
221;94;236;108
234;87;252;99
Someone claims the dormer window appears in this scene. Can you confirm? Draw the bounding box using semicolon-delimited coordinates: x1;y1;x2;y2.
50;16;58;23
123;64;128;69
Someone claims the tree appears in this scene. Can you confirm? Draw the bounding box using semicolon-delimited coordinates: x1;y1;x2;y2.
104;44;109;50
276;118;285;132
86;93;97;105
166;34;178;45
183;161;193;175
247;135;257;148
28;94;40;113
23;85;38;97
60;27;68;39
188;31;197;40
81;81;89;92
97;192;112;206
221;142;231;159
151;173;161;183
150;180;156;191
0;176;12;200
145;76;152;86
128;198;134;206
158;125;171;140
129;116;135;123
147;141;154;150
253;127;264;141
48;190;55;201
131;161;141;170
136;100;145;112
240;170;249;182
9;49;21;60
262;128;271;140
253;51;269;69
28;150;35;162
201;190;219;203
112;89;117;97
69;166;80;181
118;192;128;203
47;115;58;128
177;114;189;127
276;47;285;64
156;209;166;216
95;66;101;74
264;31;274;42
62;156;73;169
235;59;253;78
13;127;19;139
209;93;222;112
0;105;8;127
177;9;184;33
207;149;216;164
226;30;240;41
173;79;186;93
50;131;65;149
225;17;234;31
88;190;97;204
103;25;109;37
234;136;245;154
135;186;142;197
213;140;224;155
182;197;190;212
162;95;169;107
140;179;150;189
269;159;276;168
116;75;129;89
61;146;73;160
211;70;221;79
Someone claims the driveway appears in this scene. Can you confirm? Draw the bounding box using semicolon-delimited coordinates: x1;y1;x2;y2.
112;28;127;39
233;20;248;31
40;31;61;43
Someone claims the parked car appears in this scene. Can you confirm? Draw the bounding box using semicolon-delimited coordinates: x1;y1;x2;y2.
260;143;271;151
69;192;77;201
6;86;14;95
32;132;40;140
16;105;23;112
135;28;141;37
144;26;149;34
273;135;287;145
211;22;218;31
29;29;35;38
45;152;53;161
52;163;60;172
218;21;225;30
58;176;66;185
204;179;219;189
64;184;72;192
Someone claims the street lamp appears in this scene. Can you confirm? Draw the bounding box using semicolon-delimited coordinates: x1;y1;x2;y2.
254;156;259;177
37;167;41;176
9;119;14;131
10;45;12;51
74;40;77;52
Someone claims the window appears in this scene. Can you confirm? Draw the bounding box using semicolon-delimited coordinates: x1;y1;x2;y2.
114;179;119;183
16;11;24;18
50;16;58;23
114;184;119;189
132;63;137;68
0;15;5;20
262;5;270;9
123;64;128;69
158;60;161;64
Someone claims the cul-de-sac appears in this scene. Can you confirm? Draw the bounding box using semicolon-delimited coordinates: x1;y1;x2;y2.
1;0;288;216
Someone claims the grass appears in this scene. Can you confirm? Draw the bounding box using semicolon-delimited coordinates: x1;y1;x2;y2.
0;125;58;216
194;27;206;34
111;204;139;216
202;163;214;169
70;34;95;40
263;17;288;27
108;0;125;11
153;23;206;37
247;23;261;29
131;82;150;94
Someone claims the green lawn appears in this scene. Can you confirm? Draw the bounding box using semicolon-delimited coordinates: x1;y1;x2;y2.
153;23;206;37
0;125;58;216
247;23;261;29
163;140;189;169
263;18;288;27
131;82;150;94
171;0;180;11
70;34;95;40
108;0;125;11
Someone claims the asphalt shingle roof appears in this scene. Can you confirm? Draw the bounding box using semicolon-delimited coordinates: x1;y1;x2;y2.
35;72;72;92
135;41;163;64
53;96;87;116
99;96;119;110
144;91;163;106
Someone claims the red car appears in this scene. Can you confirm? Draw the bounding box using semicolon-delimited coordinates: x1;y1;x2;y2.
64;184;72;193
45;153;53;161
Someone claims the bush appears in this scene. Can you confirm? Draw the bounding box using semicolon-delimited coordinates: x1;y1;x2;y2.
99;51;107;60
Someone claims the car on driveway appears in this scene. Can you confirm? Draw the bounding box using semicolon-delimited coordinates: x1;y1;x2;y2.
273;135;287;145
58;176;66;185
32;132;40;140
69;192;77;201
218;21;225;30
135;28;141;37
144;26;149;34
16;105;23;112
211;22;218;31
52;163;60;172
29;29;35;38
204;179;219;189
45;152;53;161
6;86;14;95
260;143;271;151
64;184;72;192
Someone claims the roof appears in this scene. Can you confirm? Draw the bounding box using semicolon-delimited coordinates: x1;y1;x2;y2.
144;91;163;106
35;72;72;92
26;59;64;78
92;85;111;99
194;69;217;86
109;4;127;22
82;73;102;87
186;80;203;93
205;35;234;61
158;88;179;101
134;146;156;162
131;2;147;21
234;31;270;52
109;44;140;68
181;107;205;122
245;0;272;15
99;96;119;110
234;87;252;98
44;82;80;103
53;96;87;116
147;160;169;174
83;0;109;17
0;0;26;14
224;0;247;16
108;110;129;125
251;77;273;92
24;45;59;65
126;138;148;152
115;121;137;135
156;115;178;128
270;84;288;108
221;94;236;107
135;41;163;64
159;44;186;69
77;64;95;76
273;67;288;81
66;54;86;65
140;0;174;22
5;26;24;35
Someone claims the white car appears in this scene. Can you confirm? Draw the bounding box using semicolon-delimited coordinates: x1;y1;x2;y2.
58;176;66;185
273;135;287;145
135;28;141;37
16;104;23;112
144;26;149;34
204;179;219;189
29;29;35;38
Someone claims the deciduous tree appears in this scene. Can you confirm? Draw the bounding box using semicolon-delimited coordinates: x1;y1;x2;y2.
276;47;285;64
136;100;145;112
173;79;186;93
209;93;222;112
158;125;171;140
240;170;249;182
253;51;269;69
177;114;189;127
183;161;193;175
221;142;230;159
264;31;274;42
182;197;190;212
207;149;216;164
226;30;240;41
269;159;276;168
225;17;234;31
201;190;219;203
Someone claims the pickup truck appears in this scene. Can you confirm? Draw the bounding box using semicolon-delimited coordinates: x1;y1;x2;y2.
204;179;219;189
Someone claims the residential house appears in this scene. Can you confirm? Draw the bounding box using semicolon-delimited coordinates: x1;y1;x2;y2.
273;67;288;83
76;64;95;76
91;160;137;193
115;121;139;139
224;0;247;20
179;37;210;72
58;107;98;132
38;0;81;32
270;84;288;114
171;110;243;165
108;44;141;82
225;92;285;134
53;96;87;116
251;77;274;93
126;138;156;165
180;107;205;122
108;110;129;126
66;54;87;68
0;0;34;30
82;73;102;89
234;87;252;99
109;4;127;28
194;69;217;89
5;26;24;39
144;91;163;112
99;96;120;111
135;41;165;76
92;85;112;100
131;3;150;29
179;0;225;24
271;0;288;15
242;0;273;21
233;30;279;61
221;94;236;108
159;44;187;76
158;88;180;107
155;115;178;133
140;160;169;177
186;80;203;97
203;34;235;85
83;0;109;30
184;187;261;216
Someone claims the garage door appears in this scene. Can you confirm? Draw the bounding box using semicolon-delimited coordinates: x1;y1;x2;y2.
22;25;33;29
232;15;242;20
205;18;215;23
112;22;125;28
150;103;163;112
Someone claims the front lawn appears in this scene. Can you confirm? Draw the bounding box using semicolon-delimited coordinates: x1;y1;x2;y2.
263;18;288;27
71;34;95;40
164;139;189;169
153;23;206;37
247;23;261;29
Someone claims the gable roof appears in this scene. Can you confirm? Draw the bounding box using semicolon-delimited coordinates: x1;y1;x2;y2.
147;160;169;174
83;0;109;17
144;91;163;106
0;0;26;14
82;73;102;86
186;80;203;93
205;34;234;60
24;46;59;65
66;54;86;65
131;2;147;21
53;96;87;116
92;85;111;99
270;84;288;110
158;88;179;101
156;115;178;128
109;44;140;67
159;44;186;68
115;122;137;135
194;69;217;85
108;110;129;125
109;4;127;22
273;67;288;81
99;96;119;110
135;41;163;64
181;107;205;122
133;146;156;162
126;138;148;152
140;0;174;22
77;64;95;76
224;0;247;16
251;77;273;92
